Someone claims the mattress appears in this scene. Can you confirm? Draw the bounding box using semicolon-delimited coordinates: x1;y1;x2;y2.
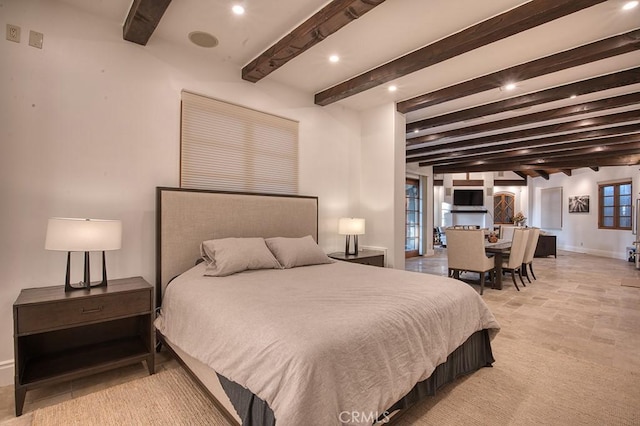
155;261;500;425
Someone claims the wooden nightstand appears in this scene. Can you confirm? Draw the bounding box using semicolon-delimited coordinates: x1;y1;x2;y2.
13;276;154;416
329;249;385;267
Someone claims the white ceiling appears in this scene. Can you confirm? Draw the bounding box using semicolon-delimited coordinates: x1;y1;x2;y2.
57;0;639;115
56;0;640;175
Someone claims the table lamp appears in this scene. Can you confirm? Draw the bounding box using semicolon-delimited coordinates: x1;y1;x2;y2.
338;217;365;255
45;218;122;292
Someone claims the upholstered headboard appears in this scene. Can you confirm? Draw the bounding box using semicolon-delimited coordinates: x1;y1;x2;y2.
156;187;318;303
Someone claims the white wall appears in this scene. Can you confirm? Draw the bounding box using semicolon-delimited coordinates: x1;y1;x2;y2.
431;172;530;229
359;103;406;268
415;167;638;261
530;166;640;259
0;0;362;385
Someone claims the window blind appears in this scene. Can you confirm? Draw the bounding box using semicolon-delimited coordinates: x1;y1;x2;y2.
181;91;299;194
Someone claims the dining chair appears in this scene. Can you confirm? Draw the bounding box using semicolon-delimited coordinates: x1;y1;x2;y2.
500;225;517;242
502;228;529;291
522;227;540;283
445;228;496;295
434;226;446;247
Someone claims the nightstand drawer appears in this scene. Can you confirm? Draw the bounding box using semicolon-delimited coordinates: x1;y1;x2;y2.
328;250;385;267
353;256;384;267
17;291;151;334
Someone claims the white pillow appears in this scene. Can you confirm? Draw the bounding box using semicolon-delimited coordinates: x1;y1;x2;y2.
200;237;282;277
265;235;334;269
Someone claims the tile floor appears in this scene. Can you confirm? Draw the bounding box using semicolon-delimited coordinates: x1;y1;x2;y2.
407;247;640;374
0;248;638;424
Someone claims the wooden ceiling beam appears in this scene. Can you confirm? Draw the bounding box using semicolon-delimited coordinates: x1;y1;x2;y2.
406;111;640;157
513;171;528;180
419;143;640;173
434;153;640;173
399;29;640;114
420;141;640;169
406;92;640;142
242;0;386;83
123;0;172;45
534;170;550;180
561;169;573;176
543;154;640;168
411;134;640;167
590;166;600;172
315;0;606;106
407;67;640;132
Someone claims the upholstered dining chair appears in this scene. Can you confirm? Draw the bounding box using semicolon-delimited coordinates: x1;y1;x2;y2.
502;228;529;291
500;225;517;242
445;228;496;295
522;227;540;283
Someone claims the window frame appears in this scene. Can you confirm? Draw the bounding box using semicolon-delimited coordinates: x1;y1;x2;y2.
598;181;632;230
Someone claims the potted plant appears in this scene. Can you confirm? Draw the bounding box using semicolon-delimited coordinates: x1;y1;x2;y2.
512;211;526;226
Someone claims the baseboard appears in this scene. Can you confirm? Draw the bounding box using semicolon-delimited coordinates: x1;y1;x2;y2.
0;359;14;387
559;245;625;261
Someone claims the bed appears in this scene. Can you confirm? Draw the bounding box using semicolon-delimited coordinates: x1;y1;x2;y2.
154;187;500;425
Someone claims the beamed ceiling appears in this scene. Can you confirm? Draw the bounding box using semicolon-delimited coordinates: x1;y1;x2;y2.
69;0;640;179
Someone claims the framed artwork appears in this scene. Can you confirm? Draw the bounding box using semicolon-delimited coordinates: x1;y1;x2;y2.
568;195;589;213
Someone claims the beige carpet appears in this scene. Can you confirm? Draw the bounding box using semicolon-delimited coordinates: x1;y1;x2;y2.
621;278;640;288
31;367;231;426
30;338;640;426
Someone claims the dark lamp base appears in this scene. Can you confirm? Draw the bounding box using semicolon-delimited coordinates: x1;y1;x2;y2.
344;234;359;256
64;251;110;292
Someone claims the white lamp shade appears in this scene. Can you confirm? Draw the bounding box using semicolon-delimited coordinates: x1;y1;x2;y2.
338;217;365;235
45;218;122;252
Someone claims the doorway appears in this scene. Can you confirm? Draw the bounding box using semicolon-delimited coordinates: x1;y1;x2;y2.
406;178;420;258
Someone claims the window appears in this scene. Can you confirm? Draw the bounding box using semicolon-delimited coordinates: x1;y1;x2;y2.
493;193;514;224
180;91;299;194
599;181;632;230
405;178;420;257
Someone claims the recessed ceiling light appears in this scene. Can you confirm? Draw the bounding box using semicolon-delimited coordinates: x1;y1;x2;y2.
413;129;419;133
329;55;340;63
504;83;517;91
622;1;638;10
232;4;245;15
188;31;219;48
388;85;397;92
570;94;577;99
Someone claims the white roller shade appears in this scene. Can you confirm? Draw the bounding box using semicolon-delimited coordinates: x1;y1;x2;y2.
181;91;299;194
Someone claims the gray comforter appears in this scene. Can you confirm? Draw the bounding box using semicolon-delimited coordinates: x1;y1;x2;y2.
155;261;500;425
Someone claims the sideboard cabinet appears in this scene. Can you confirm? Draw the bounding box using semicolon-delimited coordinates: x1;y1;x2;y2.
535;235;557;258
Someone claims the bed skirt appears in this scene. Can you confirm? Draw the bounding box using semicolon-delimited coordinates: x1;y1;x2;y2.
217;328;494;425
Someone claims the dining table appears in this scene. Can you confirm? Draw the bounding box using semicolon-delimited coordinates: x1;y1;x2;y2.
485;239;512;290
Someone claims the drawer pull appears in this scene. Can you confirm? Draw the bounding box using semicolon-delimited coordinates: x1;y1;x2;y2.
81;306;103;314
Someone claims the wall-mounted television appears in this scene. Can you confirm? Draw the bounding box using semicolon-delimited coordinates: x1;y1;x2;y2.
453;189;484;206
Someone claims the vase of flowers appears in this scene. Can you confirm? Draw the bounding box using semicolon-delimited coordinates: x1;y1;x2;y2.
512;212;526;226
